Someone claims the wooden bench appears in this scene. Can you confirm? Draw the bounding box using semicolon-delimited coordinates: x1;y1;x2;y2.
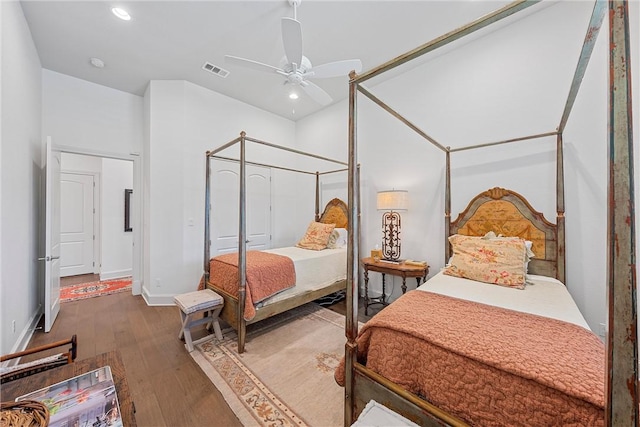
174;289;224;352
1;335;77;384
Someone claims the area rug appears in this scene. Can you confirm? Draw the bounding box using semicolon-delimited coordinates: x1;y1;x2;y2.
60;278;131;302
190;303;347;427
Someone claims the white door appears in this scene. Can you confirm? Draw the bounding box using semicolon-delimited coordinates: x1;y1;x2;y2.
60;173;95;277
44;138;61;332
211;161;271;255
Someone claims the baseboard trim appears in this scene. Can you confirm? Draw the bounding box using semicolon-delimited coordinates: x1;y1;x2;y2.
141;286;176;306
100;269;133;281
3;309;43;365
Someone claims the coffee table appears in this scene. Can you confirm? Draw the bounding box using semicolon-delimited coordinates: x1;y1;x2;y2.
2;350;136;426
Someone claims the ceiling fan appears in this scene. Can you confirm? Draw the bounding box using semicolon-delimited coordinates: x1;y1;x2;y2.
224;0;362;106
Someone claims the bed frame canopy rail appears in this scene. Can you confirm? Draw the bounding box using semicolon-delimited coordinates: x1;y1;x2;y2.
345;1;636;426
204;131;351;353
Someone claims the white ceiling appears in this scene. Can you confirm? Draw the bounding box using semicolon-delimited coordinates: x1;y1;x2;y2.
21;0;533;121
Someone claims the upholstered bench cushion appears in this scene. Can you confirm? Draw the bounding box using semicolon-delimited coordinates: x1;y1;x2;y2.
174;289;223;314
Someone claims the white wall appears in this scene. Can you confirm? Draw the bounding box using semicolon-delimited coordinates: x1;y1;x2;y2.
42;69;144;294
143;80;296;303
101;158;133;280
0;1;44;355
42;70;143;156
296;1;640;334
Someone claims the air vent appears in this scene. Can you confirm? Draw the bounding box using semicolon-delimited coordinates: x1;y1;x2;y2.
202;62;230;78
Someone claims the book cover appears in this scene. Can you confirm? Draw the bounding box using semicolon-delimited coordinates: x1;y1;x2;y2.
16;366;123;427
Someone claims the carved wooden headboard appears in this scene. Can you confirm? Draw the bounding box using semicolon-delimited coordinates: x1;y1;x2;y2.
449;187;560;281
318;198;349;230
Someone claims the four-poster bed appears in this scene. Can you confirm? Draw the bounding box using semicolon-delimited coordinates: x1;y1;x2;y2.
342;0;636;426
337;187;605;425
203;132;350;353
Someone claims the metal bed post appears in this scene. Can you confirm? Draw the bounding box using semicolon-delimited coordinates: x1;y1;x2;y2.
204;152;211;284
556;133;566;284
345;70;359;426
606;1;637;424
554;0;606;285
315;171;321;221
445;148;451;263
238;131;248;353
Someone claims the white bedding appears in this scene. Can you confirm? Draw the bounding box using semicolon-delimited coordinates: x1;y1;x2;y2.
257;246;347;307
418;270;591;331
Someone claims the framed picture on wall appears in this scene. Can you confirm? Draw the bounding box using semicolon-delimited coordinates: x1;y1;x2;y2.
124;189;133;232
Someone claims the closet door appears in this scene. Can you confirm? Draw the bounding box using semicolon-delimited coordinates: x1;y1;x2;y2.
210;161;271;255
59;172;96;277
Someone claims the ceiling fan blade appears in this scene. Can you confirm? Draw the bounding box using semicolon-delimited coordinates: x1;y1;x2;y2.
309;59;363;79
301;81;332;106
224;55;283;75
281;17;303;67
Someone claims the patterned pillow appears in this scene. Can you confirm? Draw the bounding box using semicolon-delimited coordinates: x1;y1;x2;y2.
482;231;536;271
296;221;336;250
443;234;527;289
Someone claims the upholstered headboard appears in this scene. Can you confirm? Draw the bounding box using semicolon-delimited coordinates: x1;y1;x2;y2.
318;198;349;230
449;187;560;281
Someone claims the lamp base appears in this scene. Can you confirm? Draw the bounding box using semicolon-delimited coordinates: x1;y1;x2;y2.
381;211;402;261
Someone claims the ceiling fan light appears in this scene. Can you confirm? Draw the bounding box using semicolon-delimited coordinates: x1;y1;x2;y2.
289;92;299;100
111;7;131;21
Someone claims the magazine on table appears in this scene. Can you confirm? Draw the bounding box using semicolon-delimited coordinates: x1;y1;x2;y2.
16;365;123;427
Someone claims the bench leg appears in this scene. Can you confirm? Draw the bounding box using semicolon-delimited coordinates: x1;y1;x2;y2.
181;314;196;352
178;311;188;340
210;307;223;341
178;306;224;352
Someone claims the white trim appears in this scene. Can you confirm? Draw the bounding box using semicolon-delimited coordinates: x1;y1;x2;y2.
4;309;43;360
51;144;142;296
99;269;133;281
141;286;176;306
93;173;101;275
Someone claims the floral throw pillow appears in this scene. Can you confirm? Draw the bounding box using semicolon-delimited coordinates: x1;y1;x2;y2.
443;234;527;289
296;221;336;251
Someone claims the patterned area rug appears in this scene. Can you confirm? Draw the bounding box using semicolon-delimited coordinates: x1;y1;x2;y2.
60;278;132;302
190;303;347;427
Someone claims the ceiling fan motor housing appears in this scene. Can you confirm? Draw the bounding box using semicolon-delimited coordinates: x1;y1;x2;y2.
280;56;312;83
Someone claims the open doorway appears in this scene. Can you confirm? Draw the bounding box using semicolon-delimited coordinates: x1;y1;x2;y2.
59;153;134;288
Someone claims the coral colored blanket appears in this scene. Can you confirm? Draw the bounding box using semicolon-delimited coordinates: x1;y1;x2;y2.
205;251;295;320
335;290;605;426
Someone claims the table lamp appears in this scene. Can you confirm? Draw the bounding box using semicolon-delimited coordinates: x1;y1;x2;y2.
377;190;409;261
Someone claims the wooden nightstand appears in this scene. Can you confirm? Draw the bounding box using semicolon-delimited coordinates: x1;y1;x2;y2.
361;257;429;315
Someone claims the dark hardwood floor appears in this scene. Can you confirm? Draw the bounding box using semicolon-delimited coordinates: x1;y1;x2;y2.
60;273;100;287
21;291;373;426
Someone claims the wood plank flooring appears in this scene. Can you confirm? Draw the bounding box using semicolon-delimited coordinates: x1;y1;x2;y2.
60;273;100;287
21;291;373;426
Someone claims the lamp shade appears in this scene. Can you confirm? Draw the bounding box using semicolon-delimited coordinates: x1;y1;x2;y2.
377;190;409;211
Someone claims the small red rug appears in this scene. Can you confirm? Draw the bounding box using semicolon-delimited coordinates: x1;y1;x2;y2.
60;278;132;302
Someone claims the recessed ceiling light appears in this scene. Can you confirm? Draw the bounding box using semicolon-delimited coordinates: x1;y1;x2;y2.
111;7;131;21
90;57;105;68
289;92;299;100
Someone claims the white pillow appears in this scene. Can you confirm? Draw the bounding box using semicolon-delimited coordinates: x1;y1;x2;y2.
327;228;348;249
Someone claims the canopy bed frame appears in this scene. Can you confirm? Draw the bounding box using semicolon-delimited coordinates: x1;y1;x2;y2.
344;1;636;425
204;132;351;353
